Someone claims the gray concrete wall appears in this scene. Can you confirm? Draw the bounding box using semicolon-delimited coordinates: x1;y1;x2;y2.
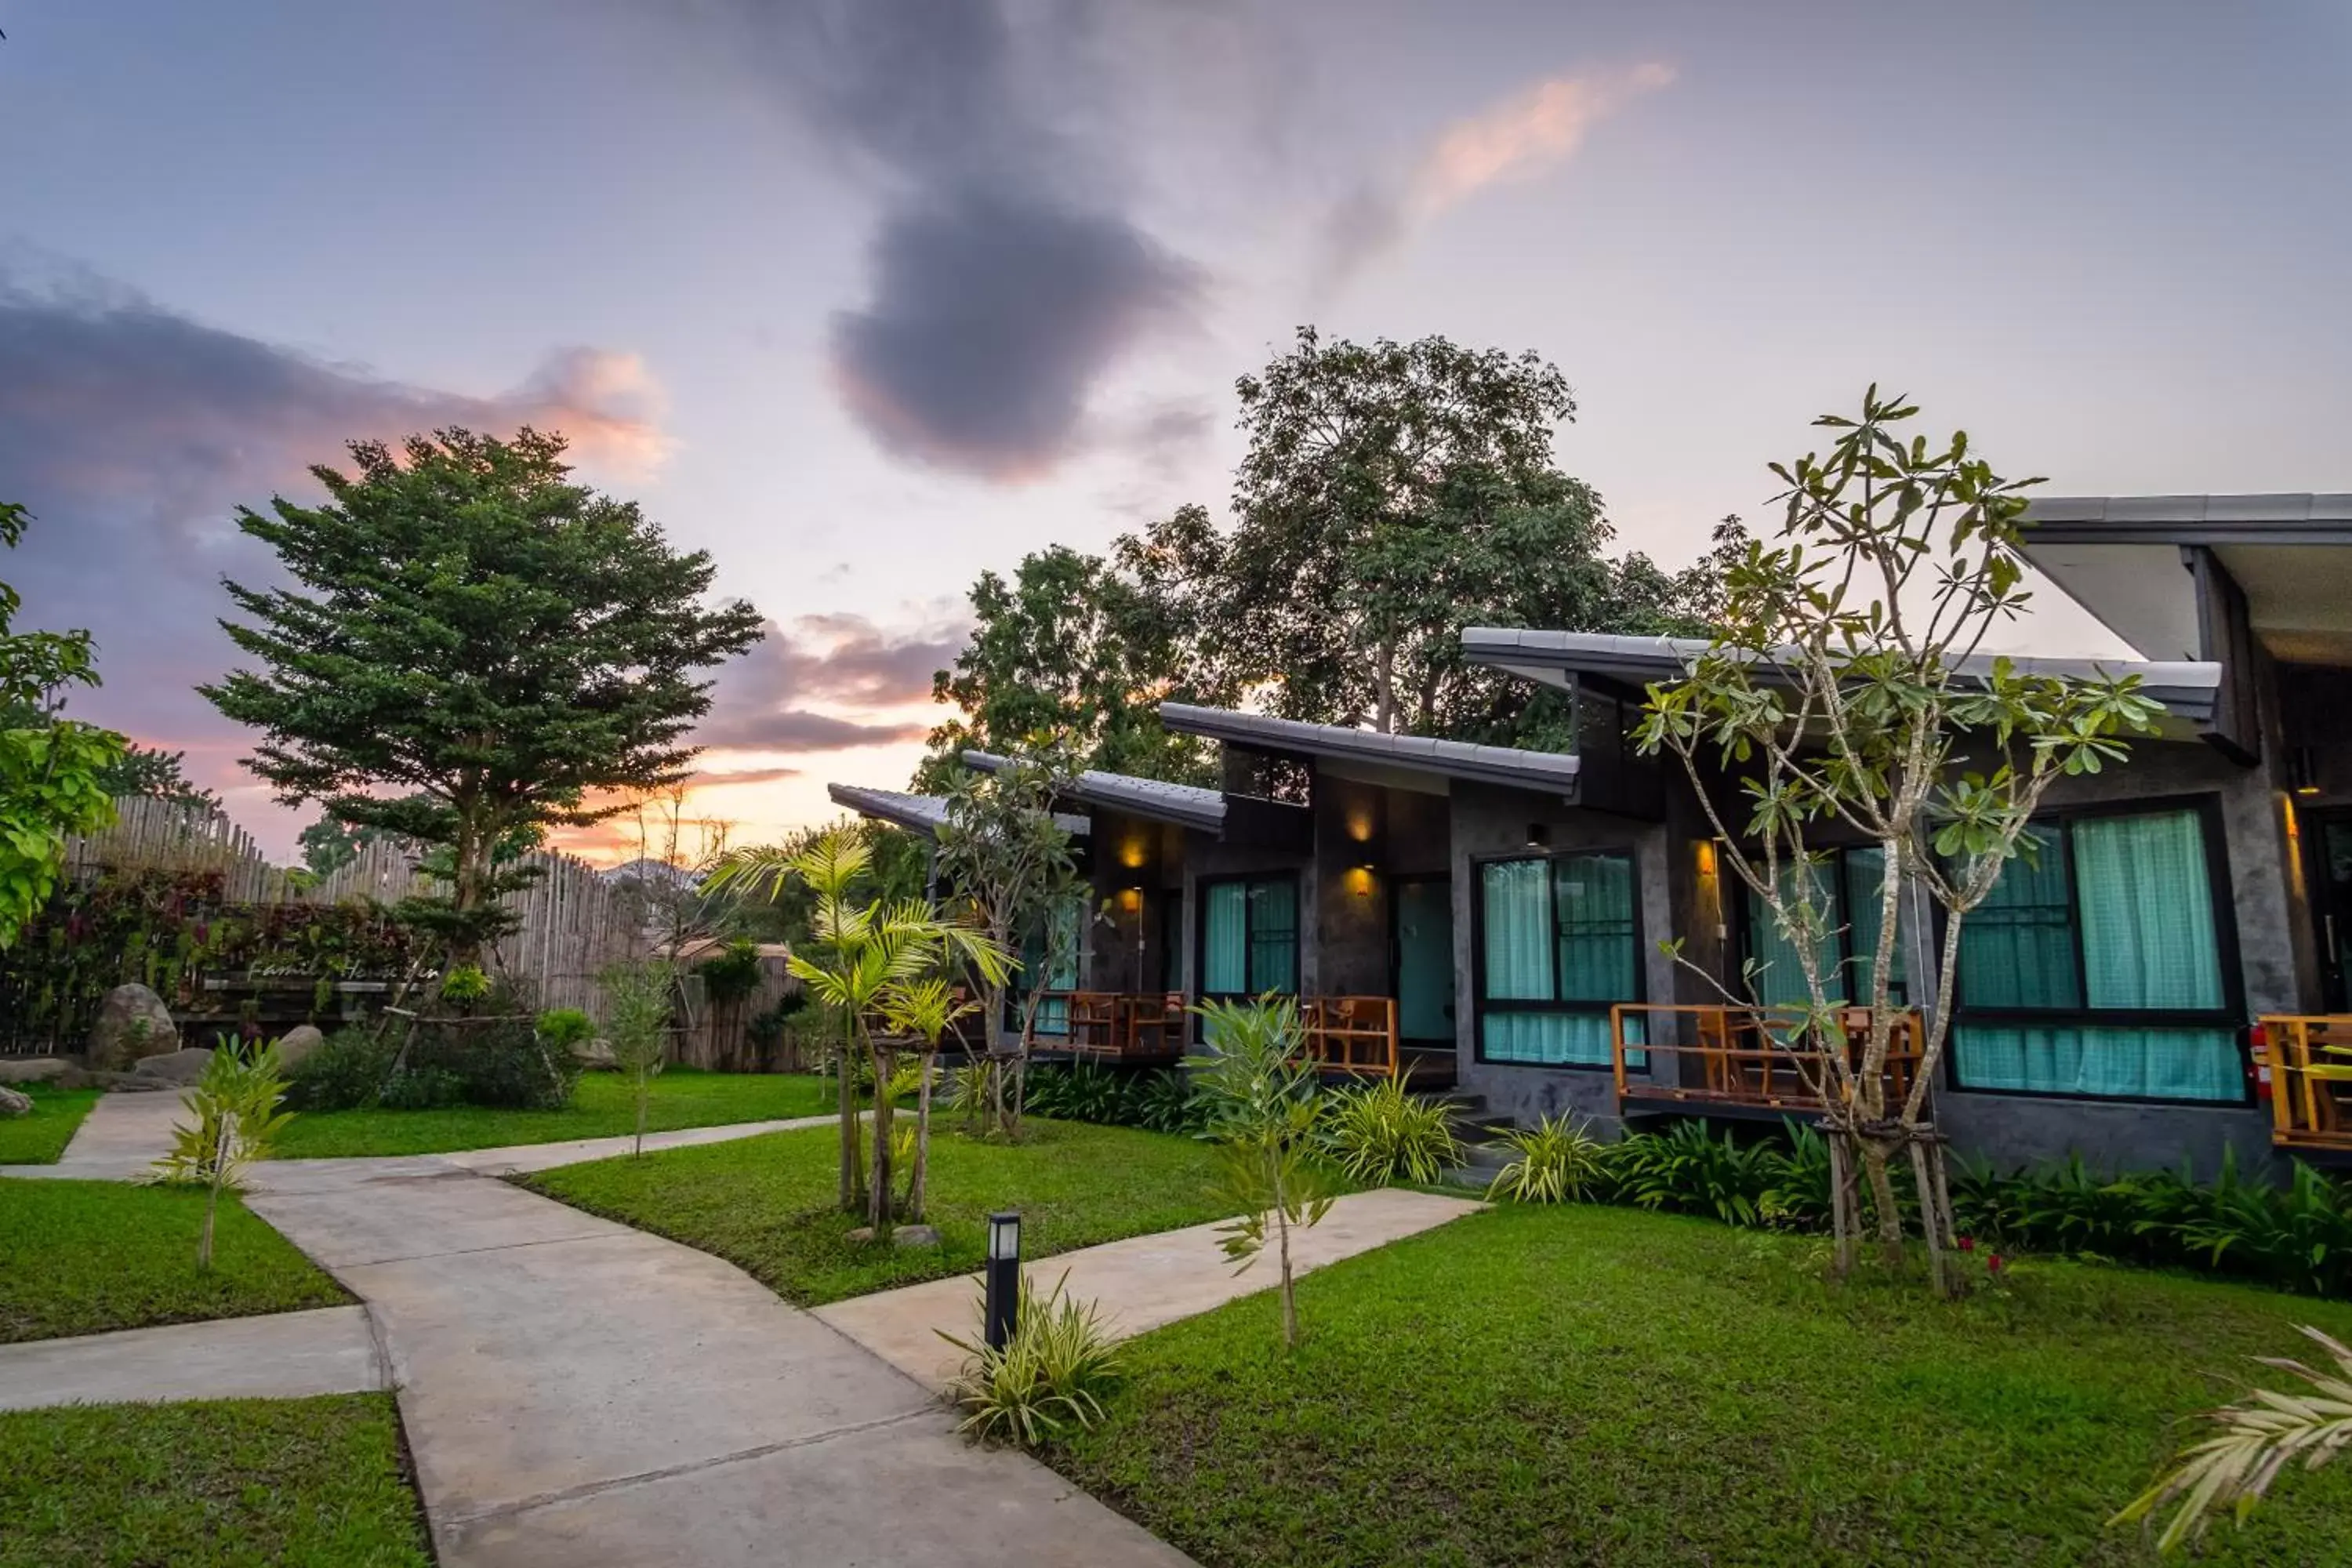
1447;782;1676;1133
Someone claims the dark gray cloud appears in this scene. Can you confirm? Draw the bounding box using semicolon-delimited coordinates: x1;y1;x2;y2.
0;272;667;800
690;0;1200;479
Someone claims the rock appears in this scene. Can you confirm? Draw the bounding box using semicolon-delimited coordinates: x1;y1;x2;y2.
86;984;179;1072
130;1047;215;1086
0;1057;71;1086
573;1037;619;1070
0;1086;29;1117
845;1225;876;1243
891;1224;942;1250
274;1025;325;1071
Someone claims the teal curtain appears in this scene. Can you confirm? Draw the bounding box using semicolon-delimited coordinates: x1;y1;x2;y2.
1553;854;1635;1001
2073;810;2223;1011
1954;1025;2240;1101
1247;879;1298;994
1745;858;1842;1007
1958;829;2080;1009
1482;859;1555;1000
1203;882;1247;994
1841;848;1907;1006
1481;1011;1614;1066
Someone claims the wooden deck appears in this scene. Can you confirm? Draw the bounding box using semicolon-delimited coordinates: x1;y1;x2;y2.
2258;1015;2352;1152
1026;991;1401;1077
1609;1003;1924;1116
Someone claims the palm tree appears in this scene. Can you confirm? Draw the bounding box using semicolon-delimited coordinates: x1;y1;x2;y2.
709;826;1007;1231
2114;1324;2352;1552
880;975;978;1224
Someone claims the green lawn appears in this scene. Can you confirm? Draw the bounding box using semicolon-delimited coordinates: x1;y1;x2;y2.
0;1084;100;1163
1054;1203;2352;1568
526;1116;1236;1305
0;1394;432;1568
272;1068;838;1158
0;1179;347;1343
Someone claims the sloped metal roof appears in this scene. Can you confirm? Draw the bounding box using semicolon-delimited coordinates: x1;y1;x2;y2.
960;751;1226;833
2022;493;2352;544
826;780;1091;840
1154;703;1580;797
1460;627;2223;725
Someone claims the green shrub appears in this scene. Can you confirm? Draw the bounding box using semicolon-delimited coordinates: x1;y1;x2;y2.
1023;1062;1129;1124
535;1008;596;1051
1130;1068;1207;1134
943;1270;1123;1447
1322;1076;1461;1185
283;1027;398;1111
1485;1112;1609;1204
438;964;491;1005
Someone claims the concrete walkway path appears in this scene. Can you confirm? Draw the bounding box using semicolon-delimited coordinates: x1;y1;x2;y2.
0;1305;384;1412
241;1149;1196;1567
0;1087;189;1181
818;1188;1483;1392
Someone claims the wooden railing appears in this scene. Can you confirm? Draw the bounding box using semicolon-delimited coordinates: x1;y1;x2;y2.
1300;996;1400;1077
1025;991;1189;1063
1608;1003;1924;1114
2257;1015;2352;1152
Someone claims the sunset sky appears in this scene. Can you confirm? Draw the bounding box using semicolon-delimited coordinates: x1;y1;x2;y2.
5;1;2349;862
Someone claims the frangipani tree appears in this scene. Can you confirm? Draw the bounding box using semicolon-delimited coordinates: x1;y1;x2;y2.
710;826;1006;1233
1637;388;2165;1290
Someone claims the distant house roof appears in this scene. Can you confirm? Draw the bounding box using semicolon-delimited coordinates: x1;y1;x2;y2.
2018;495;2352;668
826;783;951;837
1458;627;2223;726
961;751;1225;834
1156;702;1581;799
826;780;1091;840
2021;493;2352;546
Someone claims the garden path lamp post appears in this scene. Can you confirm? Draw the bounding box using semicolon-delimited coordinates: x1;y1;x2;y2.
984;1210;1022;1351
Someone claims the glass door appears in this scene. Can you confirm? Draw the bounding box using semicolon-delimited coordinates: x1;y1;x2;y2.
2311;814;2352;1011
1394;877;1455;1045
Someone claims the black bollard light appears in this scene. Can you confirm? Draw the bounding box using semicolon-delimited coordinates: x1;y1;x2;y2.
984;1210;1022;1351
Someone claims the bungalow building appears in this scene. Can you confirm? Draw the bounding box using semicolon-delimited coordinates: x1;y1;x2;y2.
828;493;2352;1175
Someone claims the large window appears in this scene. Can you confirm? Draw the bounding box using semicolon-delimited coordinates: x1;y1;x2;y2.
1742;846;1907;1009
1199;874;1298;999
1950;804;2243;1102
1012;893;1086;1036
1476;851;1642;1067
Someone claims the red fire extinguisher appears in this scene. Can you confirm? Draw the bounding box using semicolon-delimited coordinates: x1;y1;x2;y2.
2249;1022;2273;1102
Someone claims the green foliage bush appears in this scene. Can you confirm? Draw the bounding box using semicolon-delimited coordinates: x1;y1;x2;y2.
1485;1112;1610;1204
1320;1076;1461;1185
283;1028;400;1112
284;985;577;1113
535;1008;595;1050
1483;1117;2352;1300
943;1270;1123;1447
1021;1062;1208;1134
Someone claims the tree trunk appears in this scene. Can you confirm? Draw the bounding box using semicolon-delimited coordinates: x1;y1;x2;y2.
633;1071;650;1157
867;1044;895;1235
446;822;492;971
1862;1137;1904;1269
1373;641;1398;735
837;1011;862;1214
1277;1204;1298;1349
1827;1129;1856;1279
910;1048;934;1222
200;1174;220;1272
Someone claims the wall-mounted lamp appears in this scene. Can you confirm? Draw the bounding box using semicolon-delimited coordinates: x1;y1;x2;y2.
1694;840;1719;878
1116;885;1144;913
1524;822;1551;852
2289;746;2322;799
1345;865;1377;898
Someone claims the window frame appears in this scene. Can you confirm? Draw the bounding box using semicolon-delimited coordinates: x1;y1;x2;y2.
1938;792;2251;1107
1734;844;1911;1010
1468;845;1646;1071
1193;870;1301;1004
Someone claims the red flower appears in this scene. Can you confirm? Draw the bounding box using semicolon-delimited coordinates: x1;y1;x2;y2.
1986;1253;2005;1273
1956;1236;1974;1252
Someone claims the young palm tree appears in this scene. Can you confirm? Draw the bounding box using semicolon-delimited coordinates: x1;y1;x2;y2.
880;975;978;1223
710;826;1006;1230
2114;1325;2352;1552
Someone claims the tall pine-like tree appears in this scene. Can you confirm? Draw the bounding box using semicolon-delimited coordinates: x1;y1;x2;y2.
203;428;764;964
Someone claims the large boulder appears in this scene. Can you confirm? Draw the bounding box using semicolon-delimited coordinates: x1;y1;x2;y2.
274;1025;326;1072
0;1057;71;1086
130;1047;215;1086
0;1085;29;1117
573;1037;619;1071
86;985;179;1072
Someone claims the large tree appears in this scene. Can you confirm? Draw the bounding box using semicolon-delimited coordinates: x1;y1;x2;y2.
203;428;764;964
1124;326;1739;741
0;503;124;946
914;541;1229;791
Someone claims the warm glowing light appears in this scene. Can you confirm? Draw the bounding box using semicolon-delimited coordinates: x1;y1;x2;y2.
1695;840;1719;877
1345;866;1376;897
1345;808;1375;844
1120;837;1150;870
1117;886;1143;913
